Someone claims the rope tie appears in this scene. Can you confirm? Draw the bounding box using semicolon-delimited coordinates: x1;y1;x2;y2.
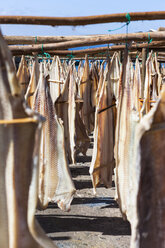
66;51;75;59
125;13;131;51
37;44;51;60
108;13;131;32
41;44;44;53
35;36;37;44
147;33;152;58
106;44;110;59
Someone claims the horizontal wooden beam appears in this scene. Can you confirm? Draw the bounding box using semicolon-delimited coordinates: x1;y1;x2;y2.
1;11;165;26
46;42;165;54
5;33;165;46
11;41;165;56
4;35;106;45
158;27;165;31
9;32;165;55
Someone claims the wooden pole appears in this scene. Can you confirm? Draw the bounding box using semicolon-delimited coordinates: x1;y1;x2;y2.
158;27;165;31
46;44;165;54
9;42;165;56
4;34;165;46
4;35;107;45
141;48;147;98
1;11;165;26
9;32;165;54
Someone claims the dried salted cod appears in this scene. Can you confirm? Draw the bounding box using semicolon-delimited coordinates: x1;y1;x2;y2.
33;70;75;210
28;58;33;75
95;60;101;74
131;85;165;248
114;53;134;219
110;52;121;101
56;65;90;162
49;56;64;103
75;103;90;156
17;55;30;93
0;30;57;248
77;60;84;82
114;55;142;224
132;58;141;115
25;57;40;108
68;66;77;163
90;62;99;111
55;69;72;162
62;59;68;78
154;53;162;96
96;61;106;105
90;61;115;192
28;123;60;248
141;52;158;116
151;55;159;101
79;55;94;134
125;59;141;224
108;53;121;141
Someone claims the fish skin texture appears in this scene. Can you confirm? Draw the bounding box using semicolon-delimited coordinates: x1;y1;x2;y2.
68;66;77;164
55;69;72;163
131;86;165;248
25;57;40;108
33;69;75;210
0;30;58;248
114;53;133;219
17;55;30;94
90;60;115;192
49;56;65;103
79;55;94;134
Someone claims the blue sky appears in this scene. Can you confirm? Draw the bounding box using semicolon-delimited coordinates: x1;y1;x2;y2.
0;0;165;36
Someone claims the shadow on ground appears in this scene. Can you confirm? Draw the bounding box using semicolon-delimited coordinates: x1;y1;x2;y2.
76;155;92;163
36;214;131;236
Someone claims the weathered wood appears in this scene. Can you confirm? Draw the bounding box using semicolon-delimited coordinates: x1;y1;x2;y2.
158;27;165;31
9;32;165;54
5;34;165;46
1;11;165;26
4;35;107;45
141;48;147;98
10;40;165;56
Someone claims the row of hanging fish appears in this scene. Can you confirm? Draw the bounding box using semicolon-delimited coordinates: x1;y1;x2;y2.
21;53;101;211
0;30;59;248
12;43;165;248
113;51;165;248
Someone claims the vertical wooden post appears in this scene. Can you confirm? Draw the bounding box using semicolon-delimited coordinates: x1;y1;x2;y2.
141;48;147;98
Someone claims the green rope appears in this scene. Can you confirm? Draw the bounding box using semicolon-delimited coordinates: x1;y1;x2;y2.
108;23;127;32
35;36;37;44
126;13;131;23
108;13;131;32
41;44;44;54
66;51;75;59
147;33;152;58
43;52;51;58
106;44;110;58
148;33;152;44
37;44;51;60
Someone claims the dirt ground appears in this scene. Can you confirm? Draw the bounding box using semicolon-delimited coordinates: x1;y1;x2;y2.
36;141;131;248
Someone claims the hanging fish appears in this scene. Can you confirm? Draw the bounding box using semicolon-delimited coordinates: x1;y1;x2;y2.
49;56;65;103
17;55;30;94
79;55;94;134
90;60;115;193
33;69;75;210
131;84;165;248
114;53;133;219
25;57;40;108
0;30;57;248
